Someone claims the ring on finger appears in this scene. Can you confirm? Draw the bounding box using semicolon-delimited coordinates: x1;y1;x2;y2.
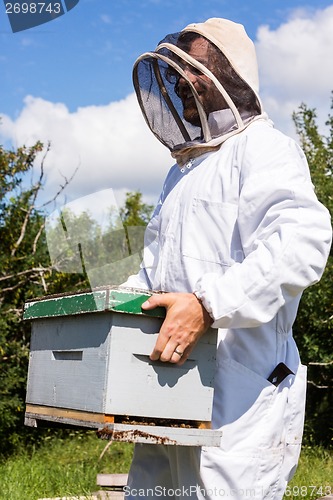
174;348;184;357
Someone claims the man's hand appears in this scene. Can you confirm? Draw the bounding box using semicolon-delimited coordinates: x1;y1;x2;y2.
142;292;213;365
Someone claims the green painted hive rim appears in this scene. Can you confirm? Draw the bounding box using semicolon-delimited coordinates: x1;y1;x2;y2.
23;287;166;320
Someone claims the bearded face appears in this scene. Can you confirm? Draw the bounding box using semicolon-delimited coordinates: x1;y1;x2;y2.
175;37;228;127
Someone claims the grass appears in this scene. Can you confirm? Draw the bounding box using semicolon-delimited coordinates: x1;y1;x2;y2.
0;431;133;500
0;433;331;500
284;446;333;499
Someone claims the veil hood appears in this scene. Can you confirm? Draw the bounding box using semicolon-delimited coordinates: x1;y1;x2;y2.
133;18;265;165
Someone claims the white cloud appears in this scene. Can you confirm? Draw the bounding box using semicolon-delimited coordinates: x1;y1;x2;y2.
100;14;112;24
256;5;333;135
21;37;34;47
0;93;172;209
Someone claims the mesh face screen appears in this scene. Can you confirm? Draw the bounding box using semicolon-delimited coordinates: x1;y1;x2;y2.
135;55;202;150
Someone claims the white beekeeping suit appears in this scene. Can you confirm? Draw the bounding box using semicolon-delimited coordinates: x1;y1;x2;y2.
123;18;332;499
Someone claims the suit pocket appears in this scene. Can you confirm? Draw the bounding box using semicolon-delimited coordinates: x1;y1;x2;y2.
212;356;277;454
182;199;240;266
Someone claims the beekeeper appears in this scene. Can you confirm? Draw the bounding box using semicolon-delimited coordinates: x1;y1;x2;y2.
122;18;332;499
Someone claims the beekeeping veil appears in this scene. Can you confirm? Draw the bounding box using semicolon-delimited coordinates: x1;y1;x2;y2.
133;18;264;165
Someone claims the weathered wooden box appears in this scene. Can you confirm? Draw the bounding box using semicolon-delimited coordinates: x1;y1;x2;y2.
24;287;221;446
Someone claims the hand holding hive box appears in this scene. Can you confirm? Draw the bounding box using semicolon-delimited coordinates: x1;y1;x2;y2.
24;287;222;446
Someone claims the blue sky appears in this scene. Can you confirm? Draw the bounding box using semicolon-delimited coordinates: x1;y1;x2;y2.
1;0;333;209
1;0;332;118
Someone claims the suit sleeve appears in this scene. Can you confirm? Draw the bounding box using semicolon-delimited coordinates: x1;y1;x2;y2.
194;131;332;329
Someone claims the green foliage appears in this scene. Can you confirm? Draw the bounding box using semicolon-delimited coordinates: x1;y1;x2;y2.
292;96;333;448
0;141;52;453
120;190;154;261
120;190;154;227
0;142;90;453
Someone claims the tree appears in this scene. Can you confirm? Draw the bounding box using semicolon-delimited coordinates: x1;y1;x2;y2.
0;142;47;452
292;97;333;447
120;191;154;227
120;190;154;259
0;141;82;454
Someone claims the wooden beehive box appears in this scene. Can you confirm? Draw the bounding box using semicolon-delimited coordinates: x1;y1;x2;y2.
24;287;222;446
